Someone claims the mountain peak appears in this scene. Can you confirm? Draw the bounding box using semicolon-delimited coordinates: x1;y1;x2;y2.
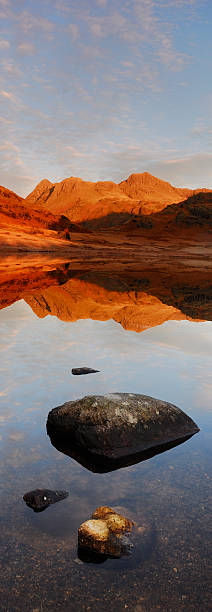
119;171;192;203
26;179;53;204
120;171;174;189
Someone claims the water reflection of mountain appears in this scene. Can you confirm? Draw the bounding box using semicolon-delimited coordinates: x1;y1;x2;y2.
1;255;212;330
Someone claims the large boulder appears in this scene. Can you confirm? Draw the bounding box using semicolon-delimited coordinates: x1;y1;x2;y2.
47;393;199;472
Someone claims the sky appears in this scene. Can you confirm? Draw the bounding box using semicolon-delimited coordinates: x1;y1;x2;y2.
0;0;212;196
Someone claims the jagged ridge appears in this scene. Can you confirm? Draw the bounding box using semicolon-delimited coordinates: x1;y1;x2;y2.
25;172;210;226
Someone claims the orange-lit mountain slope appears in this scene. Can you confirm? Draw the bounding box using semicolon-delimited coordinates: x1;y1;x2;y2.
25;172;209;226
0;185;78;251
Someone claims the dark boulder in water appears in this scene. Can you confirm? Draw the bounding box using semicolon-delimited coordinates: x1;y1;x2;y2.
46;393;199;473
71;367;100;375
23;488;69;512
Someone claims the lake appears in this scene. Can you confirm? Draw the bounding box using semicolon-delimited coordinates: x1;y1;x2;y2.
0;254;212;611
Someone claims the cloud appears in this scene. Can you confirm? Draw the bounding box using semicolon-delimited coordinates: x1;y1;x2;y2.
0;140;20;153
121;61;134;68
0;89;16;102
0;137;38;195
19;11;55;35
66;23;78;42
95;145;212;189
54;0;71;11
1;60;22;78
0;115;11;124
133;0;191;70
66;145;85;158
0;39;10;49
0;389;9;397
0;168;37;196
149;153;212;188
17;42;36;56
96;0;107;6
0;0;209;193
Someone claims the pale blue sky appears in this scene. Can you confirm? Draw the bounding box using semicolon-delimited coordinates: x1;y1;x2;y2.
0;0;212;195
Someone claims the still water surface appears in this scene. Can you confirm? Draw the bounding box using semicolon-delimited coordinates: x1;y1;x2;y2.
0;299;211;611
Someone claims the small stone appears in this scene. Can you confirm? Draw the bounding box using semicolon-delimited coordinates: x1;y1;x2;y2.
74;557;84;565
137;525;146;534
72;367;99;375
78;519;109;554
78;507;135;558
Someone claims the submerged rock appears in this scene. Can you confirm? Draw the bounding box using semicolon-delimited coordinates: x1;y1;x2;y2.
47;393;199;472
23;488;69;513
78;506;134;558
71;367;100;375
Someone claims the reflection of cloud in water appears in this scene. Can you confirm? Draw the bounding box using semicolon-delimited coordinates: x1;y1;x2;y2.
0;300;32;322
145;320;212;357
0;301;34;352
9;431;25;442
0;301;212;437
193;383;212;413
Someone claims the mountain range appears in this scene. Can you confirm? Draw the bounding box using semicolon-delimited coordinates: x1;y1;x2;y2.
25;171;210;226
0;172;212;250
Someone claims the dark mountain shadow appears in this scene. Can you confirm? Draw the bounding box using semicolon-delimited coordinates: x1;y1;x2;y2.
75;191;212;233
79;211;153;230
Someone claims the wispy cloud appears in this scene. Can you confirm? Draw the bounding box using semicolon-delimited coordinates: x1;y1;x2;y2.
0;115;11;124
0;0;210;194
66;23;79;42
150;153;212;188
17;42;36;56
0;39;10;49
0;89;16;102
18;11;55;36
66;145;85;158
1;60;22;78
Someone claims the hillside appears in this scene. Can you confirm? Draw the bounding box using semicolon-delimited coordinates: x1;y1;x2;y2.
0;185;80;251
123;192;212;235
